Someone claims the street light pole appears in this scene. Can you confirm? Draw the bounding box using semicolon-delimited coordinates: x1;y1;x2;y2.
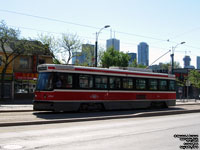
95;25;110;67
171;41;185;74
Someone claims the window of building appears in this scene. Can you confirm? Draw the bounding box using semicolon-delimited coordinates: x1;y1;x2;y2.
149;79;158;90
79;75;93;88
19;58;29;69
39;59;45;64
123;78;133;89
169;80;175;91
109;77;121;89
159;80;168;90
95;76;108;89
136;79;146;90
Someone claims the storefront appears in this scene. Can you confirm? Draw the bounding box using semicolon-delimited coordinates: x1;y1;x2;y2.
14;73;38;94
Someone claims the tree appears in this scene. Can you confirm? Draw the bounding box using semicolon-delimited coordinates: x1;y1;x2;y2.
38;34;61;64
60;33;81;64
101;47;130;68
128;59;146;68
74;44;94;67
0;21;25;99
160;61;181;70
188;70;200;88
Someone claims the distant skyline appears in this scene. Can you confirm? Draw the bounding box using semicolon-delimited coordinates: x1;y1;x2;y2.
1;0;200;67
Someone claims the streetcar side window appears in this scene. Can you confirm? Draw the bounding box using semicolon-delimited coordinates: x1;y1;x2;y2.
169;80;175;91
55;73;73;89
95;76;108;89
109;77;121;89
79;75;93;88
149;79;158;90
136;79;146;90
122;78;133;89
159;80;168;90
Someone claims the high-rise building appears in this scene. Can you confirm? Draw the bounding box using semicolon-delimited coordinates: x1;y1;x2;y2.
183;55;191;68
72;44;94;66
183;55;195;69
128;53;137;65
197;56;200;69
106;38;120;51
137;42;149;66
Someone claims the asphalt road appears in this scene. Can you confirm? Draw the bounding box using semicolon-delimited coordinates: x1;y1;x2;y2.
0;113;200;150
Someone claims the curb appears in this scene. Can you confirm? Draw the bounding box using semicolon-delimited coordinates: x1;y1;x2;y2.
176;103;200;106
1;109;200;127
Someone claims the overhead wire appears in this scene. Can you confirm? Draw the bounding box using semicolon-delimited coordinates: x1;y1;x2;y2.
0;9;171;43
1;9;200;51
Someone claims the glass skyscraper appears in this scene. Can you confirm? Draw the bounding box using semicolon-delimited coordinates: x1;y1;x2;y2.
197;56;200;69
183;55;191;68
106;38;120;51
137;42;149;66
128;53;137;65
72;44;94;66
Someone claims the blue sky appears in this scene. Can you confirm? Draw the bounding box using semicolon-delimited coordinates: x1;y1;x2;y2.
1;0;200;67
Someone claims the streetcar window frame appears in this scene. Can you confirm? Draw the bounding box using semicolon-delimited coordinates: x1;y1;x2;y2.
135;78;147;90
94;75;108;89
169;80;175;91
36;72;54;91
122;77;134;89
158;80;168;91
54;73;74;89
149;79;158;91
79;74;93;89
109;76;121;90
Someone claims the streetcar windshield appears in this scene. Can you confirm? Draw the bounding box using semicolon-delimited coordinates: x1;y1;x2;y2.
36;72;54;91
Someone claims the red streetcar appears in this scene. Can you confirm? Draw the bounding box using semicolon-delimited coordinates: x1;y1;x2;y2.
34;64;176;112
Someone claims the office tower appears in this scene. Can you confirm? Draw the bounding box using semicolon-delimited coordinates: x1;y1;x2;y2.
197;56;200;69
128;53;137;65
72;44;94;66
183;55;191;68
137;42;149;66
106;38;120;51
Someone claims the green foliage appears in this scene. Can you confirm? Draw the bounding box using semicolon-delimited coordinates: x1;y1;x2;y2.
160;61;181;70
101;47;130;68
129;59;137;67
176;77;186;87
0;20;20;42
188;70;200;88
0;20;22;98
128;59;146;68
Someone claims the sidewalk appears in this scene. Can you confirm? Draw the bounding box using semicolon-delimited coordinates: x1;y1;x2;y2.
0;99;33;112
176;99;200;105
